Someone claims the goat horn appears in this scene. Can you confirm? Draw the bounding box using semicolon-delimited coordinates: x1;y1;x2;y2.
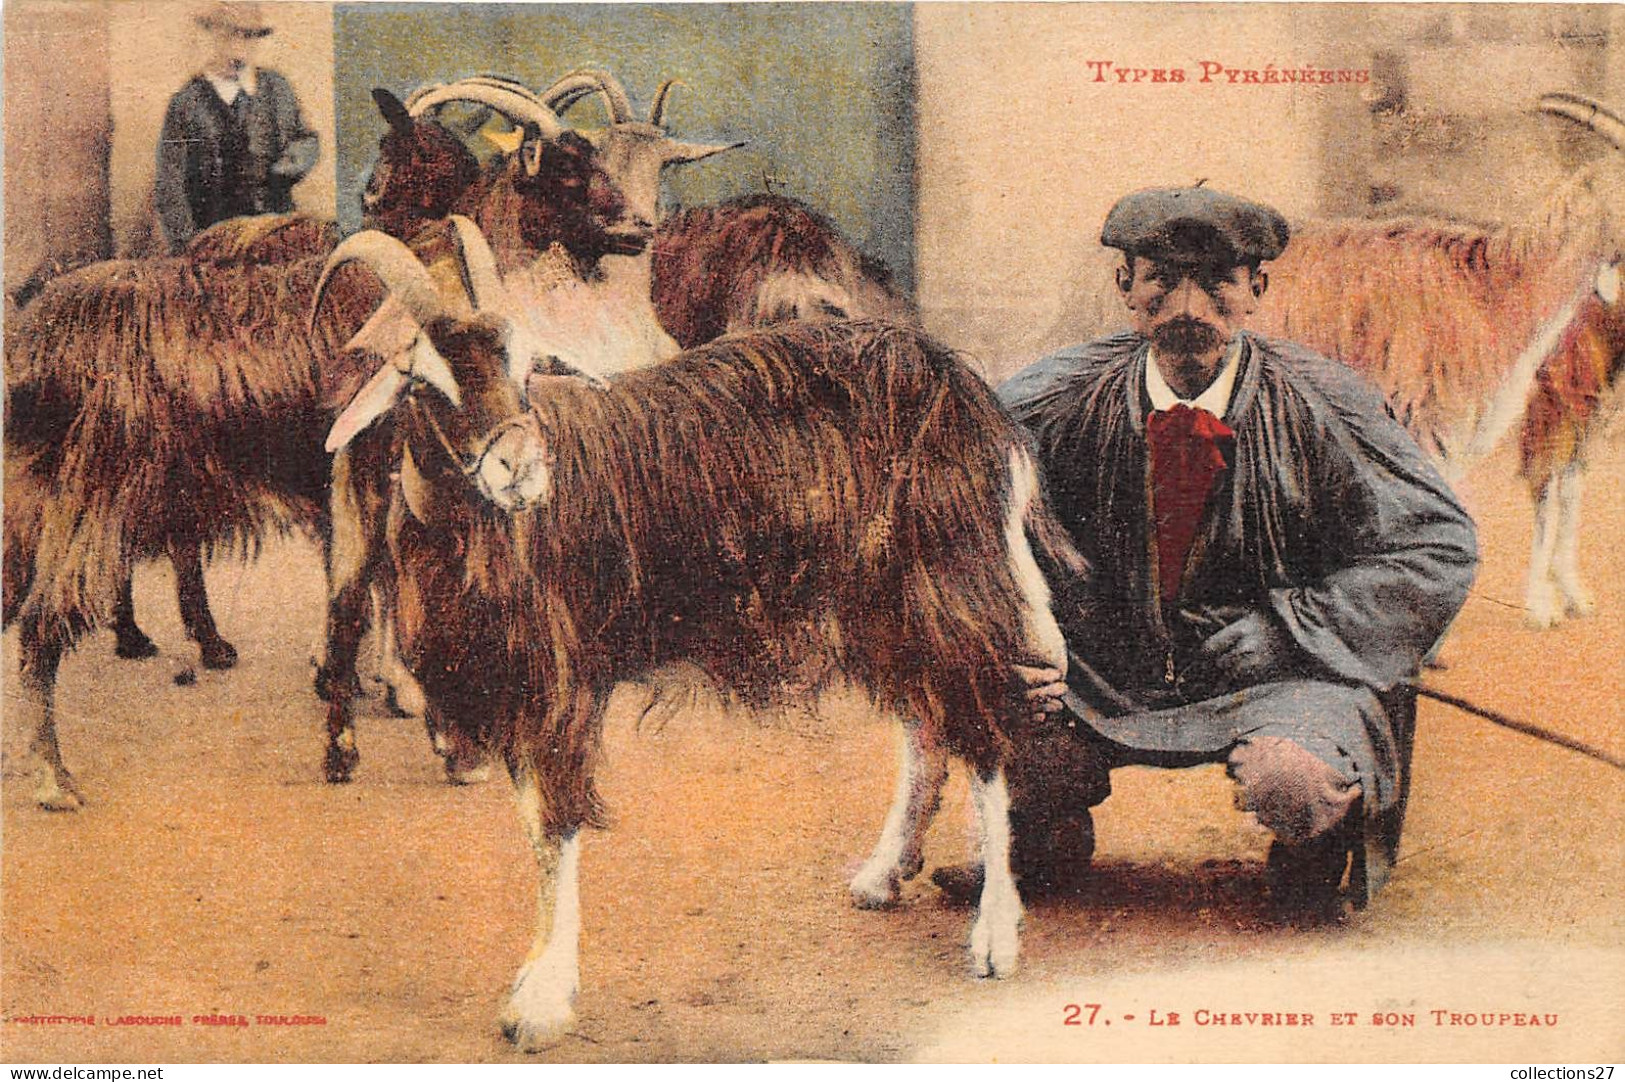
664;138;745;165
312;230;448;337
408;81;566;141
648;79;683;129
445;214;504;314
540;69;633;124
405;76;543;110
1538;92;1625;150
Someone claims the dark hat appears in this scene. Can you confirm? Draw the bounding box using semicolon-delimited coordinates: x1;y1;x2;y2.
195;2;274;37
1101;186;1290;264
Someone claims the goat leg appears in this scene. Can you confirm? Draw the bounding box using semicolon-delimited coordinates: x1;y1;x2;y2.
112;570;159;660
500;767;581;1052
19;635;81;811
169;541;237;669
850;719;947;908
1553;462;1595;618
319;573;368;783
967;766;1021;978
1524;477;1564;628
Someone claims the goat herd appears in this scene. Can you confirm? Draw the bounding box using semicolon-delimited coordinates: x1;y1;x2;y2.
4;72;1623;1052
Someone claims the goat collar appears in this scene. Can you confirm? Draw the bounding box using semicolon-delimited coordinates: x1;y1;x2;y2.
407;392;539;491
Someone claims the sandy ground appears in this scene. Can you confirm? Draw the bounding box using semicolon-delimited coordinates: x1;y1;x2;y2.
2;439;1621;1064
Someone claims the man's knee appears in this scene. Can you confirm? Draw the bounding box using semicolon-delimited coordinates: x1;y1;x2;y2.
1228;735;1360;846
1006;714;1113;816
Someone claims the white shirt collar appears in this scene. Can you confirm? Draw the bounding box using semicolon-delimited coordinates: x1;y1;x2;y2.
1145;337;1244;418
206;67;258;103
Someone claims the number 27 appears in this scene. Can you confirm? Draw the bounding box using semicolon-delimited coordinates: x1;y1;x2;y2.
1063;1003;1102;1026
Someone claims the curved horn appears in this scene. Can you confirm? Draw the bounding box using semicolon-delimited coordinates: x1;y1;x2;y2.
648;78;683;129
457;74;548;105
445;214;504;313
311;230;448;337
1538;92;1625;149
540;69;633;124
407;81;566;140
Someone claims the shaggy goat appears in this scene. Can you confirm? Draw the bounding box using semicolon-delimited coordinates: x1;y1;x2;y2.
1041;93;1625;628
100;86;499;668
651;193;915;348
539;70;913;341
402;70;908;343
1259;92;1625;627
2;102;646;808
322;224;1079;1047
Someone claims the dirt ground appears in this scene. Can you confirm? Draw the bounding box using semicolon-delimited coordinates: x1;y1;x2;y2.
3;439;1621;1064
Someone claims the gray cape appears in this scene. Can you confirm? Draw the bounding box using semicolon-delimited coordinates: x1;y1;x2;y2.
999;332;1478;815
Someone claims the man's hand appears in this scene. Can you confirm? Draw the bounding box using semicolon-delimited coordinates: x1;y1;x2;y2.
1015;664;1068;724
1200;610;1295;684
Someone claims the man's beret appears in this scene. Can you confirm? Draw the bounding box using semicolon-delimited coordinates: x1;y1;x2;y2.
1100;186;1290;264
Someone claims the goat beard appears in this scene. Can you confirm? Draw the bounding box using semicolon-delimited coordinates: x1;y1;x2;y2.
1151;317;1227;358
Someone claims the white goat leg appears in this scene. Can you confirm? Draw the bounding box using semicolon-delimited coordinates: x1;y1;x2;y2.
850;721;948;908
373;591;431;720
968;767;1021;978
1525;478;1564;628
500;773;581;1052
1553;463;1594;617
1006;447;1068;669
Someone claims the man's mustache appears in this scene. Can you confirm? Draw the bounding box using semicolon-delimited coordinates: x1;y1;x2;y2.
1152;317;1225;354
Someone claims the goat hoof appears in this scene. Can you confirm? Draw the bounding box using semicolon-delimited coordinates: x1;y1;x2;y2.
114;632;159;660
200;638;238;670
313;664;361;704
444;757;490;786
968;883;1022;979
385;678;427;719
34;769;85;812
37;789;85;812
324;744;359;784
849;865;903;909
1563;591;1596;618
501;963;577;1052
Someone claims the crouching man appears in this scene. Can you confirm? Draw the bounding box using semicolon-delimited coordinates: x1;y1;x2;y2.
936;186;1478;919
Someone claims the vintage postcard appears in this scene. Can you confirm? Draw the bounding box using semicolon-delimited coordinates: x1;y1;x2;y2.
3;0;1622;1066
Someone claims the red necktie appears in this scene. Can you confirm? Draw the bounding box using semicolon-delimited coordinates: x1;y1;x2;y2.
1146;403;1234;603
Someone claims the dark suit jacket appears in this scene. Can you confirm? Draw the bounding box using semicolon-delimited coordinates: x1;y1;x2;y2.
155;69;319;252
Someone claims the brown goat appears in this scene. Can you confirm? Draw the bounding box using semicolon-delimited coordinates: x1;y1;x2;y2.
652;193;914;348
326;223;1078;1046
2;112;645;808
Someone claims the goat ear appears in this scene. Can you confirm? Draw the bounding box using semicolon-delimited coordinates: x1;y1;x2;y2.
327;364;409;453
663;139;744;165
373;88;413;133
1596;261;1621;305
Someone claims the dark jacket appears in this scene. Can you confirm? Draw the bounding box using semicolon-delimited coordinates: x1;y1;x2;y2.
155;69;319;252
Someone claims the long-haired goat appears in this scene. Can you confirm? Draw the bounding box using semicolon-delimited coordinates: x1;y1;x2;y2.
539;70;913;340
100;86;506;667
1044;93;1625;628
1260;92;1625;627
2;96;646;809
321;224;1080;1048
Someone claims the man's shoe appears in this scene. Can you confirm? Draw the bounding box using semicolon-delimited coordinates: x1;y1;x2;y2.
1265;823;1355;925
930;862;986;906
930;858;1095;906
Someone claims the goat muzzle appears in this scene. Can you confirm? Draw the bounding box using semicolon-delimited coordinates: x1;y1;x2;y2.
471;413;554;513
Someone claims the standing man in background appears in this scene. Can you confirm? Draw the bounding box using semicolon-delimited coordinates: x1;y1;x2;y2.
155;1;319;252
